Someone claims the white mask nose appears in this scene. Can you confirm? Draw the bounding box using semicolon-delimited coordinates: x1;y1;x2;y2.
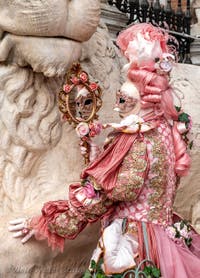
113;107;121;112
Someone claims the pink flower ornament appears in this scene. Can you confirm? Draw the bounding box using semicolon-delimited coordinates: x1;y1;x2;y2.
155;53;175;75
63;84;72;93
79;72;88;83
166;220;192;247
83;181;97;199
76;122;90;138
165;226;176;240
159;60;173;73
89;121;103;137
89;82;99;91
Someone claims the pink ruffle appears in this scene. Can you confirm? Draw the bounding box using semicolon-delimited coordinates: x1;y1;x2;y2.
30;200;85;252
31;214;65;252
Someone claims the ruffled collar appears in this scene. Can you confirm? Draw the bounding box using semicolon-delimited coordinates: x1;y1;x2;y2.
105;114;158;134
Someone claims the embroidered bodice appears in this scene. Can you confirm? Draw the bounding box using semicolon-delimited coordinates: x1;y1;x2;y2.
115;119;176;226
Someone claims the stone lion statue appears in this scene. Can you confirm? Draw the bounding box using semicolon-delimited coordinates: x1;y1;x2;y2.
0;0;199;277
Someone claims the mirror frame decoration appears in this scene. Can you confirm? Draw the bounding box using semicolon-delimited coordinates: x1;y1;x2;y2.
58;63;102;125
58;63;103;164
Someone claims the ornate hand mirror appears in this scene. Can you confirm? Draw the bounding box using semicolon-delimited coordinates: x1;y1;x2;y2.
58;63;102;125
58;63;103;164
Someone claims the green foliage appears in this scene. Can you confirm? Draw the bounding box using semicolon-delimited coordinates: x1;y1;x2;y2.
143;265;161;278
180;221;184;230
84;259;107;278
84;259;161;278
96;274;106;278
83;269;92;278
152;267;161;278
91;260;97;270
178;112;190;124
185;237;192;247
176;230;181;238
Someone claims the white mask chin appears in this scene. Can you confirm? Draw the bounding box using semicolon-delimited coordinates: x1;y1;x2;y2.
114;107;121;112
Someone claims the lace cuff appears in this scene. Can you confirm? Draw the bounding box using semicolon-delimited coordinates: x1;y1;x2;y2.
30;200;87;251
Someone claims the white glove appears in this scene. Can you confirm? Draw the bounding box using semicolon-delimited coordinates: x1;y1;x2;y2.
8;218;35;244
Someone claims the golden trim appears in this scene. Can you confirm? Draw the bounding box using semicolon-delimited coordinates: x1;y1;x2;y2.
58;63;102;126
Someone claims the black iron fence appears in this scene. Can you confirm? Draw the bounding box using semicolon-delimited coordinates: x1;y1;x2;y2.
108;0;193;63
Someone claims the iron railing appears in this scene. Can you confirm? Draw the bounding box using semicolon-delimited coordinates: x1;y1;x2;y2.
108;0;193;63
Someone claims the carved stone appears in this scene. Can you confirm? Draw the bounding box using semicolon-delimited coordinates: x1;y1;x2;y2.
101;2;128;40
172;64;200;231
0;3;124;273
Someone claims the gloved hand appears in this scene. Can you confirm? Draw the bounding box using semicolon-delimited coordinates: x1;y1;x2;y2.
8;218;35;244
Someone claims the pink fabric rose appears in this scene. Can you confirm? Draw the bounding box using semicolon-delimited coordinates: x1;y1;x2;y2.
176;122;188;134
63;84;72;93
89;82;98;91
165;226;176;239
76;122;90;138
83;182;97;198
79;72;88;83
89;121;102;137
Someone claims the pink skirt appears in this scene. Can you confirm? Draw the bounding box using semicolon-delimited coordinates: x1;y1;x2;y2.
154;224;200;278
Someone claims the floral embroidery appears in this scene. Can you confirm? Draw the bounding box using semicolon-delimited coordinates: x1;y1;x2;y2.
84;197;111;216
48;213;81;237
114;119;176;226
146;130;168;222
109;140;148;202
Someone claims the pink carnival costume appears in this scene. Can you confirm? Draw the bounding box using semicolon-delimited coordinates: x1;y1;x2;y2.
15;24;200;277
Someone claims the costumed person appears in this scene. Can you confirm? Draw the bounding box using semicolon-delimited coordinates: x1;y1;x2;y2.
8;23;200;277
